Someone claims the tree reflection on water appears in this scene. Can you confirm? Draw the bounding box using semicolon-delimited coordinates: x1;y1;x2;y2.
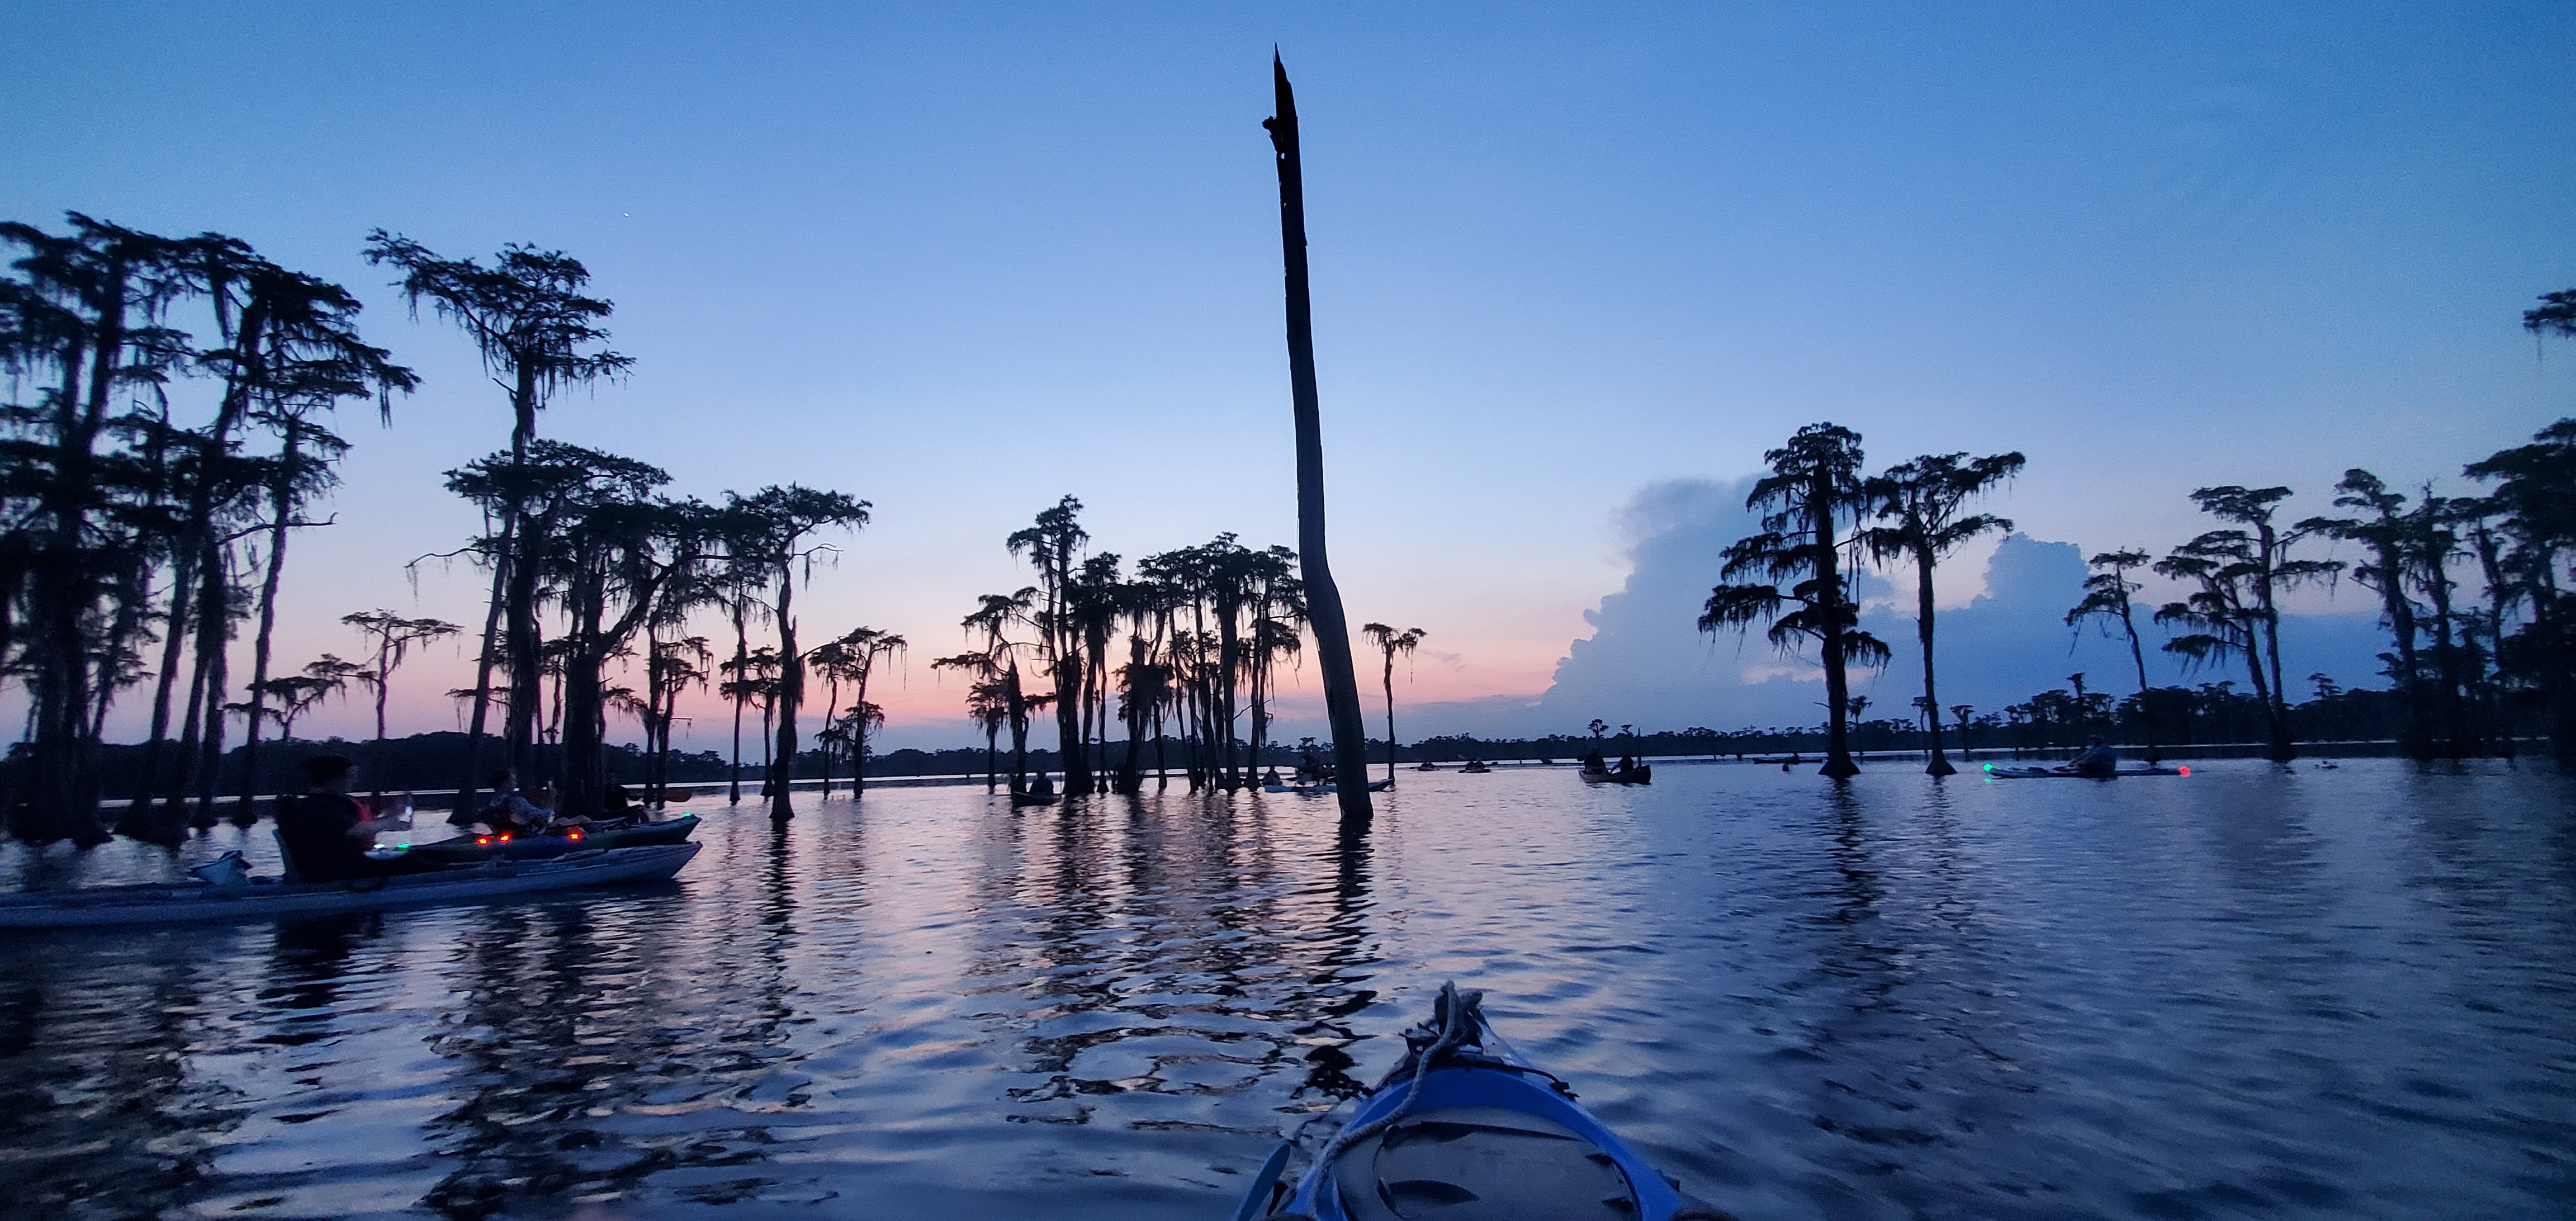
1;764;2570;1220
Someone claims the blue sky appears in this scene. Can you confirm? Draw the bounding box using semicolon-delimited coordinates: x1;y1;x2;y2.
4;3;2571;748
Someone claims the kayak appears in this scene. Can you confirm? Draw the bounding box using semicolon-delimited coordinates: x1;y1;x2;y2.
1234;983;1728;1220
1983;764;2190;779
1580;764;1652;785
400;813;700;864
0;843;702;930
1262;779;1395;795
1010;791;1060;807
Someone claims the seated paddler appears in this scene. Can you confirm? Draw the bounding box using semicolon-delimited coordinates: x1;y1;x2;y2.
469;769;552;836
2069;736;2119;777
276;754;441;882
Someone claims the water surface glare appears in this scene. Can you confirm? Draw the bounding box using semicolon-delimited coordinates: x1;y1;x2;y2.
2;760;2571;1219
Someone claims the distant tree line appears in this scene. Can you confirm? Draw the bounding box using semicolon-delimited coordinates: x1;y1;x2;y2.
934;496;1313;796
0;216;891;844
1697;287;2576;775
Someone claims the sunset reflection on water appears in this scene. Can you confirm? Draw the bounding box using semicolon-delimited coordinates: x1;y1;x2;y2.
2;760;2570;1220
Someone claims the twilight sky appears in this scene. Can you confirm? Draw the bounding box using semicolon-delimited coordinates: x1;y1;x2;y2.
6;3;2572;751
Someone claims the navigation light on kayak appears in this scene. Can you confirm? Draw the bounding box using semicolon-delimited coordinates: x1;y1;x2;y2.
1982;763;1995;773
475;834;493;846
567;827;584;841
2179;766;2190;776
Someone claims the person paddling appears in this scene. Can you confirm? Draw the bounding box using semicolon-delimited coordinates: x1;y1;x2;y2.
467;769;551;835
275;755;441;882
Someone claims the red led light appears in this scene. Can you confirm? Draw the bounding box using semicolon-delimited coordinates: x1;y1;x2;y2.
475;835;492;846
2179;766;2191;776
567;828;584;841
498;832;512;843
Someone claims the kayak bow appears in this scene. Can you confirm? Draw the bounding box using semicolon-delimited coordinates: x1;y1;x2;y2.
1238;983;1731;1220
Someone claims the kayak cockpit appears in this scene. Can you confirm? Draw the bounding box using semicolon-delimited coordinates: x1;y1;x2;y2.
1325;1104;1642;1220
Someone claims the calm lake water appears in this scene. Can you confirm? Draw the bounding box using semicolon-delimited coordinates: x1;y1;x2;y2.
2;759;2571;1220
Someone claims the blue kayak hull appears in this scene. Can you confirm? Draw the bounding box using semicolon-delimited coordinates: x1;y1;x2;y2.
1239;986;1713;1220
0;843;702;930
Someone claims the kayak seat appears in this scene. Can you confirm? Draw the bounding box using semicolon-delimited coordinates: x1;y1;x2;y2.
1333;1105;1637;1221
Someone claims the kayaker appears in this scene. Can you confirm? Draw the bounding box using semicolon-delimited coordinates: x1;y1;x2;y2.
2069;737;2118;777
276;755;439;882
1298;740;1331;783
470;770;551;835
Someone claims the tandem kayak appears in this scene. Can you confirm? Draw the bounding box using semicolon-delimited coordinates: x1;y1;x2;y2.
1982;764;2190;779
400;813;700;864
0;843;702;930
1234;983;1730;1221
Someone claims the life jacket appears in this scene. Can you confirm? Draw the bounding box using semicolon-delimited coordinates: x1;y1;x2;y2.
274;792;375;882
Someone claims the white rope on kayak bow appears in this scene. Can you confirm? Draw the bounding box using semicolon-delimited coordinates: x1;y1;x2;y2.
1311;981;1481;1173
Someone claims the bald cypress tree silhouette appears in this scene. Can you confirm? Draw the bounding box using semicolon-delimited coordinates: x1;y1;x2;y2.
713;485;870;821
2296;472;2434;759
2068;548;2162;762
1702;424;1888;778
365;232;629;812
1362;623;1424;785
2154;486;2340;763
1859;451;2024;776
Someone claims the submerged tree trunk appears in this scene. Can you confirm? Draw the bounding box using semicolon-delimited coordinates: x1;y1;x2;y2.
1054;651;1086;796
1005;665;1031;794
2422;569;2471;759
2116;593;2158;764
457;545;509;817
498;366;546;786
2373;542;2431;761
559;646;604;817
1267;56;1374;823
125;534;199;838
1380;655;1398;785
1813;473;1860;779
234;456;299;825
502;522;544;782
728;594;749;803
769;567;801;821
2252;521;2295;762
849;669;875;795
190;542;235;828
1911;546;1954;777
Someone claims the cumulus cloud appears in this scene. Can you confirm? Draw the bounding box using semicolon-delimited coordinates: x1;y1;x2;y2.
1509;478;2395;736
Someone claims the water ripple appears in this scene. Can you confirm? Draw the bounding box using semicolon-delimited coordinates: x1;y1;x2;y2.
1;759;2571;1218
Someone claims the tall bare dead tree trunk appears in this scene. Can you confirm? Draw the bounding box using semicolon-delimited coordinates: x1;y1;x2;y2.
1266;55;1373;823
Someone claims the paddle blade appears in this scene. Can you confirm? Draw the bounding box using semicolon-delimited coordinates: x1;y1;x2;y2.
1234;1142;1294;1221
